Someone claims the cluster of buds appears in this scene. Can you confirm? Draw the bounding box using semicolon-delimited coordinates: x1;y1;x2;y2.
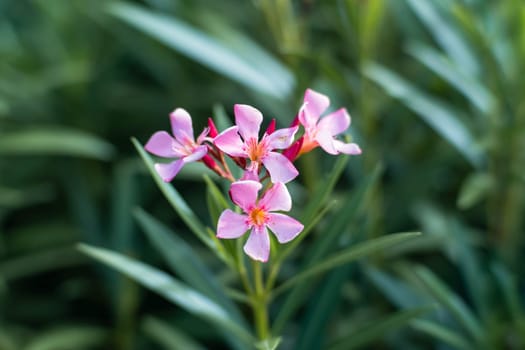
144;89;361;262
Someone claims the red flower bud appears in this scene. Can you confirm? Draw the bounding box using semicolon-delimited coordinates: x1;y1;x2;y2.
208;118;218;138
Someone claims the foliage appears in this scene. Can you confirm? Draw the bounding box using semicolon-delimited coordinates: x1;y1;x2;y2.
1;0;524;349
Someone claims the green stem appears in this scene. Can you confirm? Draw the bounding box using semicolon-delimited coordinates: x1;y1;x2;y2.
252;261;269;341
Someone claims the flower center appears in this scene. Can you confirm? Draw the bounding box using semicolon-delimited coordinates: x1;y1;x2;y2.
246;137;265;162
249;207;267;226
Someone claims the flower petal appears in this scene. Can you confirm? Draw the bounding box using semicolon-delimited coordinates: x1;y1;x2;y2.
182;145;208;163
170;108;194;143
234;104;262;141
265;126;298;150
267;213;304;243
243;226;270;262
217;210;249;238
299;89;329;127
315;129;338;155
214;126;247;157
317;108;350;136
262;152;299;183
259;182;291;212
333;140;362;155
154;159;185;182
229;180;262;212
145;131;183;158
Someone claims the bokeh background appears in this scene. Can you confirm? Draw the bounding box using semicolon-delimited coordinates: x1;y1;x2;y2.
1;0;525;349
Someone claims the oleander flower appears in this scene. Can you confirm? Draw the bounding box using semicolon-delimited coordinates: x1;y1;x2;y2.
145;108;208;182
214;104;299;183
298;89;362;156
217;180;304;262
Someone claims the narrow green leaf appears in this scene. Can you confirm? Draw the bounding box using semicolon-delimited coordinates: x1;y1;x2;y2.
414;265;484;344
405;0;478;75
457;172;494;209
364;62;483;167
108;2;293;99
0;128;115;160
328;306;432;350
272;232;421;297
78;244;255;345
203;174;230;225
407;42;494;114
24;326;108;350
255;337;282;350
410;319;473;350
132;137;214;250
142;316;205;350
133;208;245;326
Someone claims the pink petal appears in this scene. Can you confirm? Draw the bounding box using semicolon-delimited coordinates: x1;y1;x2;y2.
196;127;210;144
265;126;298;150
243;226;270;262
154;159;185;182
234;104;262;141
170;108;194;143
214;126;247;157
262;152;299;183
333;140;362;155
317;108;350;136
259;182;291;212
315;129;338;155
267;213;304;243
217;210;249;238
229;180;262;212
240;169;259;181
299;89;329;127
182;145;208;163
145;131;183;158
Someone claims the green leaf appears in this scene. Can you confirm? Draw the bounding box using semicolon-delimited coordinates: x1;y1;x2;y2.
132;138;214;250
272;232;421;297
0;128;115;160
108;2;294;99
23;326;108;350
203;174;230;225
142;316;205;350
405;0;478;75
78;244;255;346
328;306;432;350
457;172;494;209
364;62;483;167
254;337;282;350
413;265;484;344
410;319;473;350
133;208;244;325
407;42;494;114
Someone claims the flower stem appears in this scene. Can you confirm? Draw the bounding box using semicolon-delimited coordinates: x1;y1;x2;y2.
252;261;269;341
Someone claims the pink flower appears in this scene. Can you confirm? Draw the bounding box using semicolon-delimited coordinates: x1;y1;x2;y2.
217;180;304;262
145;108;208;182
298;89;362;156
214;104;299;183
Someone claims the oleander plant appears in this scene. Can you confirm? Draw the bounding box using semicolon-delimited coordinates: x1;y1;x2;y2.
1;0;524;349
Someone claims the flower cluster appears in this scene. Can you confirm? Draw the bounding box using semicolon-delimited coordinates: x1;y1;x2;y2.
144;88;361;262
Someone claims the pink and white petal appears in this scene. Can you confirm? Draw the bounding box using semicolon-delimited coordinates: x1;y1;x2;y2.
196;127;210;144
170;108;195;143
333;140;362;155
229;180;262;212
262;152;299;183
318;108;350;136
259;182;292;212
265;126;298;150
240;169;259;181
243;226;270;262
267;213;304;243
214;126;248;157
217;210;249;238
182;145;208;163
304;88;330;116
315;129;338;155
154;159;185;182
145;131;183;158
234;104;262;141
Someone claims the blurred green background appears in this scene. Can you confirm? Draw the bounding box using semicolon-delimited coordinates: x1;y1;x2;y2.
1;0;525;349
